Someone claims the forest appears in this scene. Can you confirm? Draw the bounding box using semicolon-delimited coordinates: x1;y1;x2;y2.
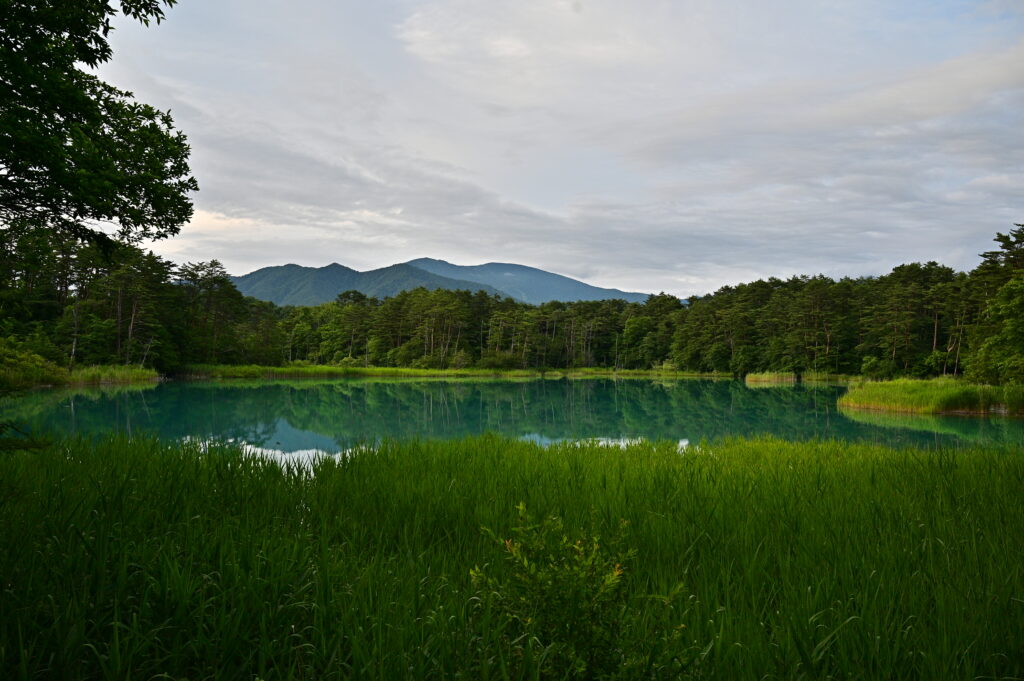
2;223;1023;386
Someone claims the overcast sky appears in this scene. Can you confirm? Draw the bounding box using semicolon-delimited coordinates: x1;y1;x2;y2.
100;0;1024;297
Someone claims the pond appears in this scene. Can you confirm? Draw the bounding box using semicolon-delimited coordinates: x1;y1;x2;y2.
6;378;1024;455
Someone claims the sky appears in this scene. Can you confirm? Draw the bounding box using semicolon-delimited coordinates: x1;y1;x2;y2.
99;0;1024;297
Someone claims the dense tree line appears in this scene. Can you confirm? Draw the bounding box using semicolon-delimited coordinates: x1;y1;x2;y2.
0;228;281;371
2;225;1022;384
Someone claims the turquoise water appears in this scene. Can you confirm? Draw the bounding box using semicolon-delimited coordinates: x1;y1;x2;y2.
7;378;1024;454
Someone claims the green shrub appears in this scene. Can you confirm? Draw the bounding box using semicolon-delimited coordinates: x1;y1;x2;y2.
471;504;693;679
0;337;67;391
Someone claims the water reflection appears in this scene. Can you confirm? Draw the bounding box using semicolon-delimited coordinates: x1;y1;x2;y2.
6;378;1024;454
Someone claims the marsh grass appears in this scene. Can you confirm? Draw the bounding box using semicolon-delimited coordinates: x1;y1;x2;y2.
745;372;849;387
182;364;729;381
744;371;797;384
1;360;158;391
181;363;542;379
1;435;1022;679
839;377;1024;415
67;365;159;385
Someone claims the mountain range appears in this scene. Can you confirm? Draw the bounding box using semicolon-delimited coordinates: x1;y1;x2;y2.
230;259;650;306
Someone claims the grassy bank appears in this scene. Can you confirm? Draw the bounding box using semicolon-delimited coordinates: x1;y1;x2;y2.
2;435;1022;680
744;371;798;385
839;377;1024;415
180;363;729;381
1;358;159;391
66;364;159;385
745;371;850;386
1;339;159;391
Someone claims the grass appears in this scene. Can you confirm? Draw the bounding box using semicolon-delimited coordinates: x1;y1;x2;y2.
745;371;850;386
1;434;1022;679
181;363;731;381
1;361;158;391
181;363;544;379
0;337;160;391
67;365;159;385
839;377;1024;415
1;338;159;390
744;371;798;385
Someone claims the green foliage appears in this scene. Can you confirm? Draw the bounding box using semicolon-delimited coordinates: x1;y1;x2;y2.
0;337;158;390
838;377;1022;415
68;364;157;384
2;435;1023;679
471;504;693;679
0;337;66;390
744;371;797;384
6;225;1024;386
0;0;196;245
182;364;546;380
966;271;1024;384
860;355;896;380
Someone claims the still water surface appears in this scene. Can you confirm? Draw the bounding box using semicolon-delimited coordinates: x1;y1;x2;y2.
8;378;1024;455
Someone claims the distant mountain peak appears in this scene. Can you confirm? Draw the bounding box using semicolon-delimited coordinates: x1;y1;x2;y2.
403;258;649;305
406;257;453;266
230;258;651;307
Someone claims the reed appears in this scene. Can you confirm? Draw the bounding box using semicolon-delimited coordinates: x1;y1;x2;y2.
1;435;1022;679
744;371;797;385
67;365;160;385
745;371;849;386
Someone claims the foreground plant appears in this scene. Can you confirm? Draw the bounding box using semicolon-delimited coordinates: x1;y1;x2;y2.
471;504;694;679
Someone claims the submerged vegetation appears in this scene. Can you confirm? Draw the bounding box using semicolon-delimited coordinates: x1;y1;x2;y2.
839;377;1024;415
1;434;1022;679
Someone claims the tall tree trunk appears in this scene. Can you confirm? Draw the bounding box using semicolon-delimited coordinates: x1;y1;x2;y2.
126;298;139;364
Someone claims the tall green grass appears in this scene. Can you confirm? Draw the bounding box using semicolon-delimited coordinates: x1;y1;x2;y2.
1;435;1022;679
181;363;543;379
802;370;852;383
67;365;159;385
182;364;729;381
745;371;849;386
1;358;158;391
744;371;797;385
839;377;1024;415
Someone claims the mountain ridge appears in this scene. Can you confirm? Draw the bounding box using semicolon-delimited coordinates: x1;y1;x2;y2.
231;259;651;306
230;262;504;307
404;258;648;304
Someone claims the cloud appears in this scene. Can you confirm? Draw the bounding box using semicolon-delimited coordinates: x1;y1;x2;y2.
97;0;1024;297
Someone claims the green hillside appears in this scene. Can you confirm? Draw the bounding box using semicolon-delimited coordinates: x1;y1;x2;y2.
230;263;504;306
232;259;653;306
406;257;650;304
